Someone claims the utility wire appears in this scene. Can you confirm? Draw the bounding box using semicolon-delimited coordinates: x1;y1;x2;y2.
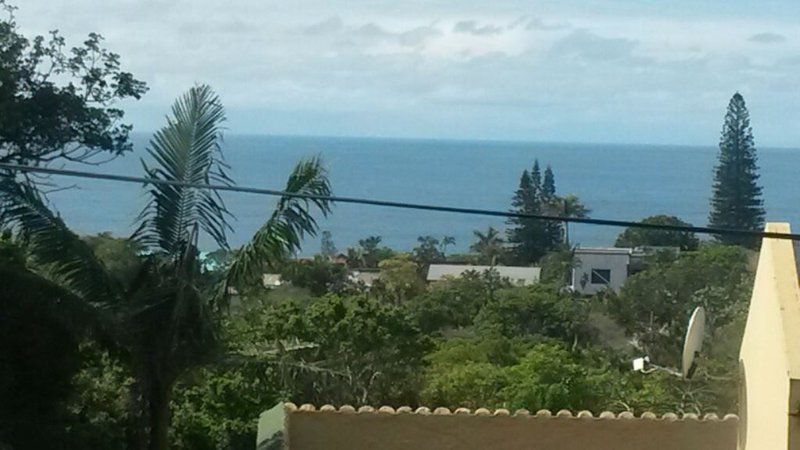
1;162;799;241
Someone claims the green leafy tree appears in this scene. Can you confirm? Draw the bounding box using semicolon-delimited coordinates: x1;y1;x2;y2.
607;244;751;366
500;343;606;412
614;215;699;250
66;344;138;449
170;366;282;450
0;85;332;450
0;1;146;171
83;232;143;287
539;248;578;287
346;235;394;268
421;337;528;409
279;255;347;296
475;285;591;346
376;254;426;304
257;295;432;407
422;338;615;412
708;93;765;248
470;226;505;265
408;270;509;333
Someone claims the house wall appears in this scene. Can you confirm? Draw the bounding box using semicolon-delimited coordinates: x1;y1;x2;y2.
571;252;629;295
738;223;800;449
284;405;737;450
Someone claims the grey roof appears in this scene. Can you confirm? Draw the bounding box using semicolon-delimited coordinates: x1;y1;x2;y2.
574;247;633;256
427;264;540;285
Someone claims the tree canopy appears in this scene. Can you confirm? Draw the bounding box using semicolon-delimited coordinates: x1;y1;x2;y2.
0;1;146;171
708;92;765;248
614;215;700;250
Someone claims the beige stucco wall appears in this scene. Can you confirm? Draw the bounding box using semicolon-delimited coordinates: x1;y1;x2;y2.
739;223;800;450
284;404;737;450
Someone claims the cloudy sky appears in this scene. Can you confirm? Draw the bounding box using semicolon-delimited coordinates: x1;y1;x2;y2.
14;0;800;146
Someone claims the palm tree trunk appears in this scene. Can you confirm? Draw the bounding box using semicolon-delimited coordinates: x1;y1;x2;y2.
147;381;171;450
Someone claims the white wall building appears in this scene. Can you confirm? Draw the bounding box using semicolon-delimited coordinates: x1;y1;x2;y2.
570;247;632;295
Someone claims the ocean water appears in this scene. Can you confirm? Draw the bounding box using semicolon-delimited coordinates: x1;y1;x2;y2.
48;134;800;254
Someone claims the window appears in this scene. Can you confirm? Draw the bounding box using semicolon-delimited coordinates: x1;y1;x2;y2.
590;269;611;285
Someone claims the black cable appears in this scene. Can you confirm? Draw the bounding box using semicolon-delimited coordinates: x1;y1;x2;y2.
2;162;798;241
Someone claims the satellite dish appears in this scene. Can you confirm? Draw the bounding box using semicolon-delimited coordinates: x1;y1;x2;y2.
681;306;706;379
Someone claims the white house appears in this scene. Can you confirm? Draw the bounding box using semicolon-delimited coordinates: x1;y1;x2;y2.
427;264;540;286
262;273;283;288
570;247;631;295
348;270;381;288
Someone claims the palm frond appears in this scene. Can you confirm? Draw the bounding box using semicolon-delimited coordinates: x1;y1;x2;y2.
0;177;118;304
133;84;233;256
0;262;108;341
222;156;332;298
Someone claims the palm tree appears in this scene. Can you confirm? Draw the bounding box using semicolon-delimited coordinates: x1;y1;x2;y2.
470;226;504;265
547;194;590;246
0;85;332;450
439;235;455;256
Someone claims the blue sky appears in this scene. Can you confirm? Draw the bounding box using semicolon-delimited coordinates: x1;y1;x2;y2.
15;0;800;146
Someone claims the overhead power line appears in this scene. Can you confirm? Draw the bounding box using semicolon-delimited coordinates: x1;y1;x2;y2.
1;162;798;241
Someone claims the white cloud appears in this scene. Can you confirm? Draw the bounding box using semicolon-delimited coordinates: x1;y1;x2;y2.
10;0;800;145
453;20;504;36
749;32;786;44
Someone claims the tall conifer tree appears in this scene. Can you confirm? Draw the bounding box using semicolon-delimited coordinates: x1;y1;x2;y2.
708;93;765;248
542;165;556;200
507;170;546;263
541;165;563;245
507;163;562;263
531;160;542;196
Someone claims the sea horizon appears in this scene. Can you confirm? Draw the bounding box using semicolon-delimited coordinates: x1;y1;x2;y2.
49;133;800;255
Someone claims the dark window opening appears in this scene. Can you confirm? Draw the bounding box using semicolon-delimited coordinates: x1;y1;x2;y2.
590;269;611;285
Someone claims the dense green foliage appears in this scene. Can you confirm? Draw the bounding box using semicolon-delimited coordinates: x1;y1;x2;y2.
506;167;551;263
607;244;751;366
0;1;146;170
505;160;589;263
708;93;765;248
344;235;395;268
408;269;506;333
0;85;332;450
614;215;700;250
0;259;84;447
0;6;766;448
279;256;347;296
253;294;432;406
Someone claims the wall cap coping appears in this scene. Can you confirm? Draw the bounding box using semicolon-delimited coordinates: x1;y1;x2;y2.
284;403;738;422
763;223;800;380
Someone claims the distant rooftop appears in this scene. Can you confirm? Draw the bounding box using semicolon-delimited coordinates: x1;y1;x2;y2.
427;264;540;286
574;247;633;255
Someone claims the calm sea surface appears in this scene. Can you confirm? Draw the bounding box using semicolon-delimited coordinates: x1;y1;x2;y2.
49;134;800;254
